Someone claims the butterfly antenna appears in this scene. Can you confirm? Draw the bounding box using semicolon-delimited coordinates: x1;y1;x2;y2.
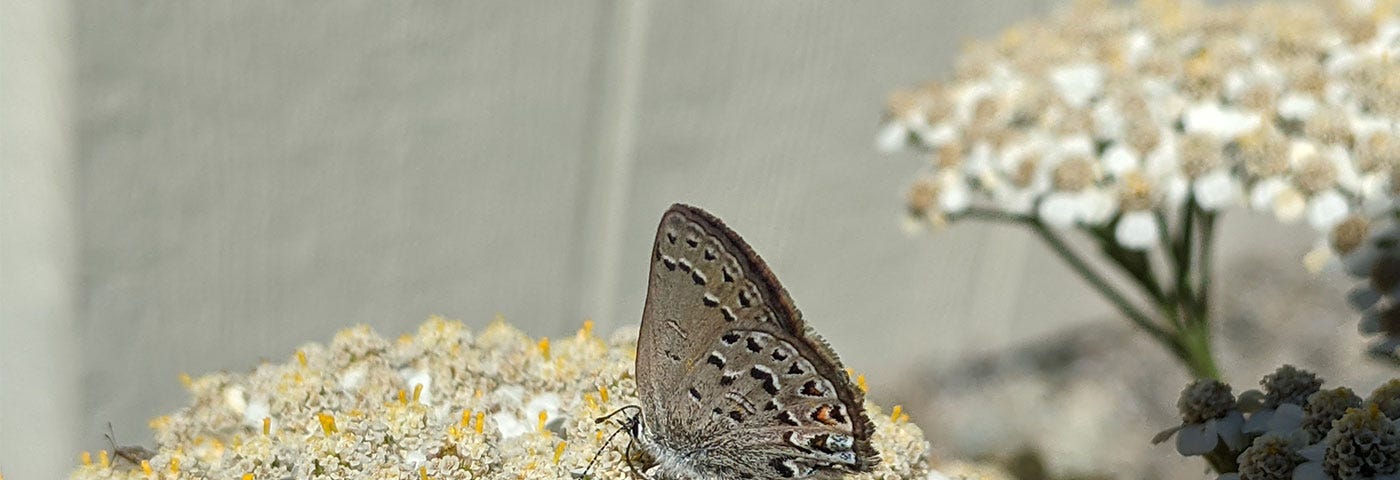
624;434;641;479
104;422;117;449
593;405;640;424
579;405;642;479
579;420;630;478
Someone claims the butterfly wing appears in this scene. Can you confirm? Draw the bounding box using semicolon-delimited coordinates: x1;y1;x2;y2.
635;204;878;479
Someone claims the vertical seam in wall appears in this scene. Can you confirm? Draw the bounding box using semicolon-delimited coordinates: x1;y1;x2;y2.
0;0;80;477
570;0;650;331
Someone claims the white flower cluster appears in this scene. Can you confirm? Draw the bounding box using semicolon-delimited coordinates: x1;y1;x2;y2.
881;0;1400;258
1155;365;1400;480
68;317;932;480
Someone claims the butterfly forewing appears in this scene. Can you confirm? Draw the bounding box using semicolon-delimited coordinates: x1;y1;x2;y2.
635;204;878;480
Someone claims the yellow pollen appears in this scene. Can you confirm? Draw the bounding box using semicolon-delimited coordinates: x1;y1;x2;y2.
554;441;567;464
599;385;610;403
1119;172;1155;210
596;430;604;441
856;375;869;394
580;319;594;338
148;416;171;430
81;451;92;466
474;389;483;399
178;373;192;388
242;474;254;480
891;405;904;422
262;417;271;435
318;412;337;434
99;450;110;468
398;389;408;405
538;338;551;360
474;412;485;434
169;457;180;474
461;409;472;427
413;383;424;403
584;393;598;410
419;466;431;480
538;410;549;432
141;460;152;475
295;350;307;367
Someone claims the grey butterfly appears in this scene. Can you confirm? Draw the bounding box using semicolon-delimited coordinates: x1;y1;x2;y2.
630;204;878;479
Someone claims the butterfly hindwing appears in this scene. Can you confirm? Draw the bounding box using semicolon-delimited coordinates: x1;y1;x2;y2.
634;204;878;480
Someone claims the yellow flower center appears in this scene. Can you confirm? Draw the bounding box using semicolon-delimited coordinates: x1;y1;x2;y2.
1294;154;1337;194
1179;134;1222;178
1053;157;1098;191
1330;215;1370;255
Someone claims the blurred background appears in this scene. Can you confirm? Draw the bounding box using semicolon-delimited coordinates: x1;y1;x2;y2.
3;1;1390;479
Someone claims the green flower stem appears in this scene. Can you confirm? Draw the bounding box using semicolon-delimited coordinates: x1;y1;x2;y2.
957;207;1222;380
1026;221;1177;348
1172;197;1199;326
1091;227;1172;308
1194;210;1217;324
1177;320;1222;380
1202;436;1240;474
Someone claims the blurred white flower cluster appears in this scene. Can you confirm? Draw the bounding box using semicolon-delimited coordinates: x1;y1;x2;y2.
1155;365;1400;479
880;0;1400;261
68;317;932;480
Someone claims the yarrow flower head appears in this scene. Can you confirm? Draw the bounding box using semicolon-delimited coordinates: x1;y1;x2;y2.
1370;380;1400;419
1241;365;1325;435
1154;378;1247;456
1159;367;1400;479
1297;405;1400;480
68;317;932;480
880;0;1400;255
1302;388;1364;444
1219;432;1309;480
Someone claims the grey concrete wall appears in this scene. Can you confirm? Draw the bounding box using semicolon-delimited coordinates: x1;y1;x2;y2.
1;1;1353;479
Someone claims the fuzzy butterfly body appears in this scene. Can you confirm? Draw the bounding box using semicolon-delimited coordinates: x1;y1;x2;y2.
633;204;878;480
